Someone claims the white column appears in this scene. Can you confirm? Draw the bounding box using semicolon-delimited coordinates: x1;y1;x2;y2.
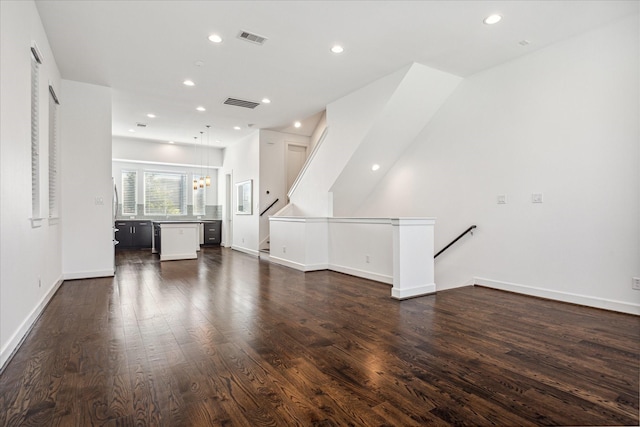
391;218;436;299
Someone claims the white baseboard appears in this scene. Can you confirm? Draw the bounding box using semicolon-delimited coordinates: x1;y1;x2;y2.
0;276;64;371
231;245;259;257
329;264;393;285
269;255;307;271
63;269;114;280
160;253;197;261
474;277;640;315
391;283;436;300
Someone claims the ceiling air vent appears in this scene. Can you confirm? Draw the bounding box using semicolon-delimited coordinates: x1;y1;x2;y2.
136;123;147;127
223;97;260;109
237;30;267;45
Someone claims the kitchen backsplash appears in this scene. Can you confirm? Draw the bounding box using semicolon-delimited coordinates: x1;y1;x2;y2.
116;204;222;220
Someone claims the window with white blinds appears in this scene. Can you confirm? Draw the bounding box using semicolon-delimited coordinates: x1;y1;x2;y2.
121;170;137;215
144;171;187;215
193;178;206;215
31;46;41;219
48;85;60;218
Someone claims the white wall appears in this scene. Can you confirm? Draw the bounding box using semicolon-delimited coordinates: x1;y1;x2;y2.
218;131;260;255
113;136;224;168
289;65;411;216
61;80;114;279
357;16;640;313
0;0;63;368
259;130;309;246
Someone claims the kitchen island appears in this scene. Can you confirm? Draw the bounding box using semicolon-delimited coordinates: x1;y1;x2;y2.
152;221;200;261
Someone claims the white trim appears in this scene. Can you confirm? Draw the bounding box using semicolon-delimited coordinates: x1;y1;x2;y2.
0;276;63;370
113;158;220;169
269;255;307;271
160;253;197;261
474;277;640;316
231;245;259;257
288;126;328;198
328;217;391;225
391;283;436;300
63;269;115;280
329;264;393;284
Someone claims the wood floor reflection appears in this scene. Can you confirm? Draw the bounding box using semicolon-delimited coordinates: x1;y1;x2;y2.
1;247;638;426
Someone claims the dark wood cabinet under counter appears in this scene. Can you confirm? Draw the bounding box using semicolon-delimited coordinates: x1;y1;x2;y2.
203;220;222;246
115;221;152;249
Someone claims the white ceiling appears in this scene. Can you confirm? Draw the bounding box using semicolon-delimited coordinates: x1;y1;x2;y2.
35;1;638;148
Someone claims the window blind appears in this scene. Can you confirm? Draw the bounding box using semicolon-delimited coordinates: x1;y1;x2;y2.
121;170;137;215
31;49;41;219
144;171;187;215
193;177;206;215
48;85;59;217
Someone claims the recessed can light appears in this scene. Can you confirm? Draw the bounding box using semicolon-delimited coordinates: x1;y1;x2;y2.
331;45;344;54
168;141;175;144
208;34;223;43
233;126;241;130
294;121;302;128
483;14;502;25
261;98;271;104
146;113;156;118
183;79;195;86
128;129;135;133
196;106;206;112
371;164;380;171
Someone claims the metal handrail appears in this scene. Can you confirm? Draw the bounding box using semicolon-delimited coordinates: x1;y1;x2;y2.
260;198;280;217
434;225;476;259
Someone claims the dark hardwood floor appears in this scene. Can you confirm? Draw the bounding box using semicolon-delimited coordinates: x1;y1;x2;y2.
1;247;638;426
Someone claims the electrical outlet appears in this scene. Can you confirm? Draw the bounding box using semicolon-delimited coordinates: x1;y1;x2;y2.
497;194;507;204
532;193;544;203
282;246;287;254
365;255;370;263
95;196;104;205
242;238;245;243
633;277;640;290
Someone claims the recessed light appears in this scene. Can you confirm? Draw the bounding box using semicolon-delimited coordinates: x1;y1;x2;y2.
233;126;241;130
183;79;195;86
483;14;502;25
128;129;135;133
146;113;156;118
518;39;531;46
294;121;301;128
168;141;174;144
331;45;344;54
216;140;221;143
371;164;380;171
196;106;206;112
261;98;271;104
208;34;223;43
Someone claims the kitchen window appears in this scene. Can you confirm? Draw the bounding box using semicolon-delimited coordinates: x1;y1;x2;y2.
144;171;187;216
193;178;206;215
121;170;137;215
48;84;60;218
31;44;42;220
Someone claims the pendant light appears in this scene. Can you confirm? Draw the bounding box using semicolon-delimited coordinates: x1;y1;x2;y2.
193;136;198;190
198;131;205;188
205;125;211;187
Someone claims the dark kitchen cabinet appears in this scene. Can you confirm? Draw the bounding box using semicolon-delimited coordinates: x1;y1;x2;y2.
115;221;152;249
203;220;222;246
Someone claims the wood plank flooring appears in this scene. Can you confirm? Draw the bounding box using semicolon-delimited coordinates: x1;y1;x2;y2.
1;247;638;426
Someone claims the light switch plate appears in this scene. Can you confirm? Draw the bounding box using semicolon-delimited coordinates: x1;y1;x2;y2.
497;195;507;204
532;193;544;203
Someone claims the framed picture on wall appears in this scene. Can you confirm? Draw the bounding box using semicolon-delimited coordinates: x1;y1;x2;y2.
235;179;253;215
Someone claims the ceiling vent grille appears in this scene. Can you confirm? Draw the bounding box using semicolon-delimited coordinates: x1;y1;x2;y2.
237;30;267;45
136;122;147;127
223;98;260;109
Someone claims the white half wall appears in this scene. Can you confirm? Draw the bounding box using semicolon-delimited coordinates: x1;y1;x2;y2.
0;0;63;369
61;80;114;279
356;16;640;314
